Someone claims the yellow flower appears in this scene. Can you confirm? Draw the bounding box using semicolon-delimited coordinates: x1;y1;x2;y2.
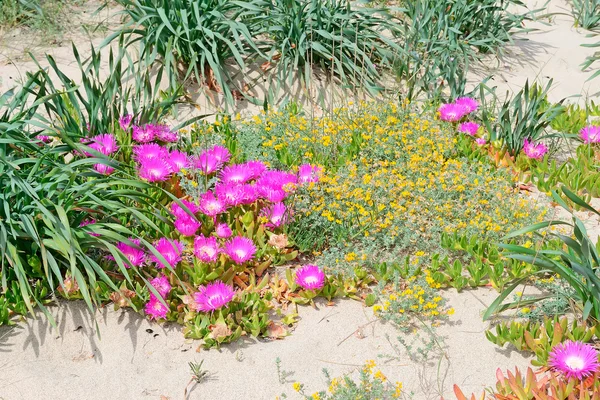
447;308;455;316
374;370;387;381
521;307;531;314
312;393;321;400
293;382;301;392
393;381;403;398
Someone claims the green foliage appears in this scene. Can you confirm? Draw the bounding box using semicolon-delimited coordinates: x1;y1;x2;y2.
572;0;600;30
393;0;536;101
259;0;402;99
455;367;600;400
0;0;84;37
479;80;566;156
485;187;600;323
485;316;599;366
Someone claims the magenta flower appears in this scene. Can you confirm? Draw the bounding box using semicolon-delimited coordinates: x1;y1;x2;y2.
458;122;480;136
148;123;178;142
295;265;325;290
438;103;467;122
523;138;548;160
116;238;146;268
171;199;200;219
199;191;228;217
168;150;189;172
261;202;288;228
240;184;259;205
194;281;235;312
151;238;184;268
580;126;600;144
193;151;222;175
94;163;115;175
224;236;256;264
150;274;172;298
37;135;52;143
132;125;155;143
193;235;220;263
215;183;245;206
89;133;119;155
244;160;267;180
475;138;487;146
455;97;479;114
220;164;253;185
548;341;599;380
215;223;232;238
138;157;172;182
145;297;169;320
210;145;231;164
257;185;288;203
298;164;322;184
257;170;298;190
119;114;133;131
133;143;168;161
174;216;201;237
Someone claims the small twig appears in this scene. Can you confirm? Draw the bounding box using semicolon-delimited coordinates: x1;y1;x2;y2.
337;319;378;346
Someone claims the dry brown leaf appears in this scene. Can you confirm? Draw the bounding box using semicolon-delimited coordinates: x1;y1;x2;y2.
209;323;232;339
267;322;288;339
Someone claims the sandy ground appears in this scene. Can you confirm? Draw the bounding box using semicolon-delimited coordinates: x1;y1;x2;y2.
0;289;531;400
0;0;599;399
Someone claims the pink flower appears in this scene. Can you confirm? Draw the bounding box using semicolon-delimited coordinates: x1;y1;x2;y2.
116;238;146;268
458;122;480;136
523;138;548;160
257;185;287;203
298;164;322;184
133;143;168;161
174;216;201;237
168;150;189;172
145;297;169;320
89;134;119;155
132;125;155;143
215;223;232;238
193;281;235;312
171;199;200;219
199;191;228;217
295;265;325;290
239;184;259;205
148;123;178;142
193;235;220;263
215;183;245;206
138;157;172;182
150;274;172;298
94;163;115;175
455;97;479;114
210;145;231;164
151;238;184;268
220;164;253;185
548;341;599;380
37;135;52;143
261;202;288;228
224;236;256;264
438;103;467;122
244;160;267;179
580;126;600;144
119;114;133;131
193;151;222;175
475;138;487;146
257;170;298;191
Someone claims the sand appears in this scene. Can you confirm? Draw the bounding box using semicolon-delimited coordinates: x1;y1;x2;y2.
1;0;599;399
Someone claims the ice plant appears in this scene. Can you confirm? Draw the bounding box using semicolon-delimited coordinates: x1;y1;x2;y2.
116;238;146;268
244;160;267;179
138;158;172;182
36;135;52;143
194;281;235;312
168;150;189;172
298;164;322;184
475;138;487;146
215;183;246;206
171;199;200;219
94;163;114;175
458;122;480;136
199;191;228;217
193;235;220;263
295;265;326;290
145;297;169;320
119;114;133;130
455;97;479;114
224;236;256;264
580;126;600;144
133;143;168;161
89;133;119;155
215;223;232;238
261;202;288;228
523;138;548;160
174;216;201;237
132;125;155;143
548;341;600;380
150;274;172;298
79;219;100;237
151;238;184;268
220;164;253;185
438;103;467;122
